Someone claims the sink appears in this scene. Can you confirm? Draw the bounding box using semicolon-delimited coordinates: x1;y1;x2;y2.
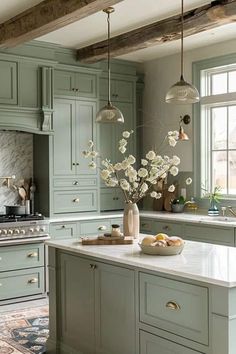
200;216;236;223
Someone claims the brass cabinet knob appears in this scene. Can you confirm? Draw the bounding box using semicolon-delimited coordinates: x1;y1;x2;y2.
98;225;107;231
90;264;97;270
28;278;38;284
76;162;79;166
27;252;38;258
73;181;79;185
73;198;80;203
72;163;76;166
163;225;170;231
165;301;181;311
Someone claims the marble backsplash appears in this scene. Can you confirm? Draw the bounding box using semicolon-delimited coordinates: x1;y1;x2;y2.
0;131;33;213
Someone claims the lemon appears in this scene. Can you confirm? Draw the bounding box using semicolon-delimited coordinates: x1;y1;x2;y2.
155;233;168;241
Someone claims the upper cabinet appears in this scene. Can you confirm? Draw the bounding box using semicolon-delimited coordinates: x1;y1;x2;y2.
54;69;98;99
0;54;55;134
100;77;133;102
0;60;17;105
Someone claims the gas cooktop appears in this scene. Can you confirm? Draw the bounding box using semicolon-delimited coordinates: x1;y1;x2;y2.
0;214;44;223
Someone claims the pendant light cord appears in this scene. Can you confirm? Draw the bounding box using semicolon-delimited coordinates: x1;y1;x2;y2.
107;11;111;104
180;0;184;80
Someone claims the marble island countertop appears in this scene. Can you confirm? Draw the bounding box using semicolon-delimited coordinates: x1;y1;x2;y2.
46;237;236;288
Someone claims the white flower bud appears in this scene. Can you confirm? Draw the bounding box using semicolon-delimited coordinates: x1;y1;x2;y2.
146;151;156;160
168;184;175;192
138;168;148;178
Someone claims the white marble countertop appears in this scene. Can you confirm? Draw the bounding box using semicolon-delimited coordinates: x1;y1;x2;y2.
46;237;236;288
49;211;123;223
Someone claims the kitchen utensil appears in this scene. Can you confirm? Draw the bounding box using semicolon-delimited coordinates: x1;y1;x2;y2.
18;186;27;201
5;205;26;215
138;242;184;255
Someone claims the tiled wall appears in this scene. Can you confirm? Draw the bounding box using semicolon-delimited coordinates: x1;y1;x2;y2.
0;132;33;213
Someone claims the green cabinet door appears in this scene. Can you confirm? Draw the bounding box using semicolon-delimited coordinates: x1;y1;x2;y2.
54;70;76;97
95;262;136;354
76;72;97;98
75;100;97;175
0;60;17;105
99;77;133;102
58;253;95;354
19;62;41;108
53;99;76;176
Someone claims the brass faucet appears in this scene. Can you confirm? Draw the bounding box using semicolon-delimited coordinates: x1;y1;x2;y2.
227;206;236;217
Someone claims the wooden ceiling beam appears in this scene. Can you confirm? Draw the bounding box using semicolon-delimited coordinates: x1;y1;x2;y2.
77;0;236;63
0;0;124;48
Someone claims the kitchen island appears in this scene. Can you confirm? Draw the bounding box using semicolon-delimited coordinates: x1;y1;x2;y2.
46;237;236;354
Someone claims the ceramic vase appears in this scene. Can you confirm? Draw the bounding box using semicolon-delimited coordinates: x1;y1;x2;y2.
123;202;140;238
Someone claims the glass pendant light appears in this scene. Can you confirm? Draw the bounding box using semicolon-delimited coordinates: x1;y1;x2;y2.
165;0;200;104
96;7;124;123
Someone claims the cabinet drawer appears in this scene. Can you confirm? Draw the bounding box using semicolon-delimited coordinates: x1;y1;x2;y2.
53;178;97;189
0;267;44;300
140;218;153;234
53;190;97;213
0;244;44;272
184;224;235;246
154;221;183;236
80;220;111;235
140;330;203;354
50;222;77;239
139;273;208;345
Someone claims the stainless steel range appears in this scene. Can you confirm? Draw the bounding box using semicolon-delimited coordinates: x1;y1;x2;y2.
0;214;50;245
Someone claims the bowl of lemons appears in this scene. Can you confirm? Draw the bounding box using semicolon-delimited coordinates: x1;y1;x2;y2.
139;233;184;255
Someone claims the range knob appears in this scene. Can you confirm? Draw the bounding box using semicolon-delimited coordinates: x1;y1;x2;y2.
35;226;40;232
20;229;26;235
8;229;13;235
2;229;7;235
29;228;34;233
14;229;20;234
40;227;46;232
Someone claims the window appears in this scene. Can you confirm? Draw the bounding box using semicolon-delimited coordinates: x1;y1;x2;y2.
199;62;236;197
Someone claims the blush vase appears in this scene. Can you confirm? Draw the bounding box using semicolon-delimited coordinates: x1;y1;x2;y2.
123;202;140;238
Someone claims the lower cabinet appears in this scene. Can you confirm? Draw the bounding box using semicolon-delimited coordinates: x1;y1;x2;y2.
140;331;204;354
54;252;136;354
50;222;77;239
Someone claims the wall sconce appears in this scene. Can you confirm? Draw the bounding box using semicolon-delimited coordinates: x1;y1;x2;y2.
179;114;190;141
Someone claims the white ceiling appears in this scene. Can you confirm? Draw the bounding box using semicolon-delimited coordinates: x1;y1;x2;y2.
1;0;236;62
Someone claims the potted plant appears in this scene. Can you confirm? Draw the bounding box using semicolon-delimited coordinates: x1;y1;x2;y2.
202;185;222;216
171;196;186;213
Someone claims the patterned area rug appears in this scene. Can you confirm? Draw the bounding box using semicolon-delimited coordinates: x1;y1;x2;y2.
0;306;49;354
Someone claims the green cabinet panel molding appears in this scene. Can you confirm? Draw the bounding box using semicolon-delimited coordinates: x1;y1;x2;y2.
50;222;77;239
53;189;98;214
0;59;17;105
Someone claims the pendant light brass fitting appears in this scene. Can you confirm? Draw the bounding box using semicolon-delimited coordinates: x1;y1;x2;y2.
103;7;115;14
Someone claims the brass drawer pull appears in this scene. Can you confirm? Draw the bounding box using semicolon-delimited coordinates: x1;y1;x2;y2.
98;225;107;231
28;278;38;284
73;198;80;203
166;301;181;311
90;264;97;270
163;225;170;231
27;252;38;258
73;181;79;185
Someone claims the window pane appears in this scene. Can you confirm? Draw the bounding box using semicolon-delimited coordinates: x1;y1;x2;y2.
229;106;236;149
229;151;236;194
212;107;227;150
229;71;236;92
212;151;227;193
211;73;227;95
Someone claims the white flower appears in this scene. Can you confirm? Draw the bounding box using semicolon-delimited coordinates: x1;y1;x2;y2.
114;163;122;171
168;131;173;136
127;168;137;179
121;159;130;170
90;151;98;158
106;178;118;187
150;191;162;199
100;170;110;180
101;160;109;167
141;159;148;166
170;166;179;176
119;146;126;154
122;131;131;138
186;177;192;185
119;138;127;147
89;161;96;169
172;155;180;166
156;192;162;199
140;183;148;193
138;168;148;178
88;140;94;148
82;150;91;158
153;155;162;164
133;182;139;189
168;184;175;192
120;179;130;191
168;137;177;147
146;150;156;160
127;155;136;164
150;167;158;176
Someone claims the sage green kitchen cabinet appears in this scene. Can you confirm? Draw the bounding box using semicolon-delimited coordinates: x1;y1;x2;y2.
54;69;97;98
99;77;133;102
53;251;136;354
50;222;77;239
19;61;41;108
100;188;124;211
0;59;17;105
53;98;97;177
153;220;183;236
140;331;204;354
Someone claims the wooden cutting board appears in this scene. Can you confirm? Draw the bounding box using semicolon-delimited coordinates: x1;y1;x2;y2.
81;236;133;245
